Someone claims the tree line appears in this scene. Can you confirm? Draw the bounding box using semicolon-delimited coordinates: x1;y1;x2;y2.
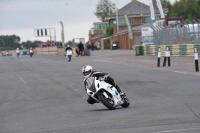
0;35;75;51
161;0;200;22
0;35;44;51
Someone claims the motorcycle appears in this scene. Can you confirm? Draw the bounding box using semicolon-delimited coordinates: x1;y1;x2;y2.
66;50;72;62
30;50;33;58
16;53;20;57
30;52;33;57
85;76;130;110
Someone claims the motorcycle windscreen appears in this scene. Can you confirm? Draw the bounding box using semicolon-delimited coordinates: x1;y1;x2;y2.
86;77;96;92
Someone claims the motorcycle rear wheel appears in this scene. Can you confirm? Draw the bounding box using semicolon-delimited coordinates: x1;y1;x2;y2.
98;94;116;110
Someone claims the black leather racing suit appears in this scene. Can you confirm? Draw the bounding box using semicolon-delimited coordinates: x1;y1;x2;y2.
85;71;122;104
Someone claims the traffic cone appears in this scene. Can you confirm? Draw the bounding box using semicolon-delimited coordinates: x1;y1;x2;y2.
82;50;85;56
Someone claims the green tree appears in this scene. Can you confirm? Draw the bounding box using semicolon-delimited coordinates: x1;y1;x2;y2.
0;35;21;49
21;40;43;49
105;26;113;47
65;41;73;47
166;0;200;21
94;0;116;22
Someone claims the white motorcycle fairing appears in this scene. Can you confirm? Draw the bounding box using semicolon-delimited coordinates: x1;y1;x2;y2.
85;77;124;107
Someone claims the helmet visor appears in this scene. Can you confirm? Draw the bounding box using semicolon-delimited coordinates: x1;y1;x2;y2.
83;70;91;76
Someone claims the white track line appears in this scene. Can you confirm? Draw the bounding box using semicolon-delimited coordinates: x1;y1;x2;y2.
26;86;31;89
43;61;50;64
14;72;27;84
157;81;163;84
152;128;198;133
20;77;27;84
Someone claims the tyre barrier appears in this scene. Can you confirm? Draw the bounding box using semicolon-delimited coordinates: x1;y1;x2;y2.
135;44;200;56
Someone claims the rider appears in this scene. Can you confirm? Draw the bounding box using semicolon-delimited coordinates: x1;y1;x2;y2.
65;45;72;51
16;48;20;57
65;45;72;61
29;47;34;57
82;65;125;104
29;47;33;53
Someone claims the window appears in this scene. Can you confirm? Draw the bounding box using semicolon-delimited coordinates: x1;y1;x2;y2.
102;24;107;29
129;18;134;25
142;16;160;23
117;17;134;26
142;17;146;23
94;24;101;30
118;18;127;26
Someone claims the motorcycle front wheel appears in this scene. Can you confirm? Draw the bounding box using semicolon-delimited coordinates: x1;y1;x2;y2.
121;97;130;108
98;94;116;110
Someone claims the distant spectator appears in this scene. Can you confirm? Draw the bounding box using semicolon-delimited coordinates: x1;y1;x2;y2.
78;42;84;56
91;42;94;51
76;47;80;57
6;51;9;56
97;42;100;51
87;43;91;56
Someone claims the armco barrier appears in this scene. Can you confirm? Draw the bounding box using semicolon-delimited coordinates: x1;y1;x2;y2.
135;44;200;56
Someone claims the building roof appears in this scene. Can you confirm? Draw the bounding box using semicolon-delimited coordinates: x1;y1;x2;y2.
111;0;167;17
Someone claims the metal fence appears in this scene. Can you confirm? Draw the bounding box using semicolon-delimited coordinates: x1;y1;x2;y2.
134;21;200;45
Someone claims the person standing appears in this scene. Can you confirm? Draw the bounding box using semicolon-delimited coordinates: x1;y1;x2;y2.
91;42;94;51
76;47;80;57
87;43;91;56
97;42;100;51
6;51;9;56
78;42;84;56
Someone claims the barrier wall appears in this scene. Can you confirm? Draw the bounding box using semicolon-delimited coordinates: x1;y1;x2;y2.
1;50;17;56
36;47;77;57
1;49;33;56
36;46;58;55
135;44;200;56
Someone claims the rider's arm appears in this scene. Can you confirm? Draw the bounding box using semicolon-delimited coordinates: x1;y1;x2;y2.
92;72;108;77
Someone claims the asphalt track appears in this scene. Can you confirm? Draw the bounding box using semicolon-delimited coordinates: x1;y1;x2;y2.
0;50;200;133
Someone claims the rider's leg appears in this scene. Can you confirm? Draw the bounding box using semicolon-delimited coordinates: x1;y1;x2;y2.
106;77;124;95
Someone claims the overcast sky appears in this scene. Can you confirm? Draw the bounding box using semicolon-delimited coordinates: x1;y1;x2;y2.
0;0;176;43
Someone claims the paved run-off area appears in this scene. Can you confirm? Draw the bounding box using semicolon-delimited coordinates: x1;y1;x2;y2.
0;50;200;133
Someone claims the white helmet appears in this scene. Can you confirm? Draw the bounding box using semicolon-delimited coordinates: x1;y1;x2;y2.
17;48;19;50
67;45;70;47
82;65;92;78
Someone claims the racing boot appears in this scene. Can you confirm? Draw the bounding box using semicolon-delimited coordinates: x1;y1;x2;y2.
115;84;125;97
